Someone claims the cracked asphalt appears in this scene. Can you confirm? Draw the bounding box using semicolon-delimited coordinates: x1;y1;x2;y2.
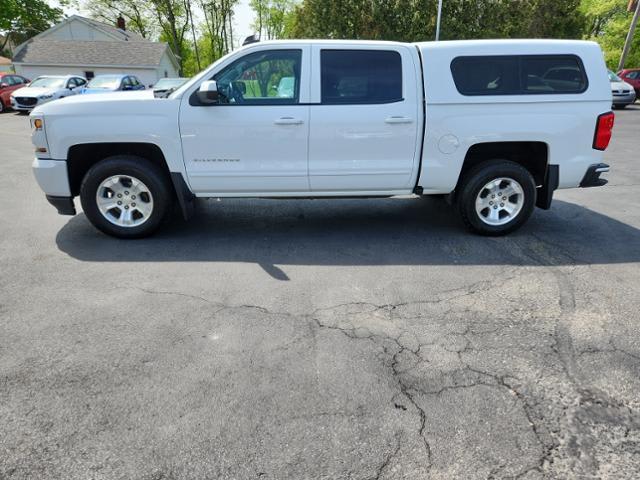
1;105;640;479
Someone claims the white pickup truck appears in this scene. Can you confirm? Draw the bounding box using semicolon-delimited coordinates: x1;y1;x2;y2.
30;39;614;238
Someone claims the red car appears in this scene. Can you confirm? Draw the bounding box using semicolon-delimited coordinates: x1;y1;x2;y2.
0;73;30;113
618;68;640;97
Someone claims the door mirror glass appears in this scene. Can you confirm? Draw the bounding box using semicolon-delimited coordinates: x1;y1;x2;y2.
197;80;219;104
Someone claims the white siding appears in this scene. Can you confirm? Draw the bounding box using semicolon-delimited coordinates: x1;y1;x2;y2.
157;51;180;79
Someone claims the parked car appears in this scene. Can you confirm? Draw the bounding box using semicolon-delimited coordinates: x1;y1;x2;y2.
11;75;86;112
0;73;30;113
81;74;146;94
608;70;636;109
153;77;189;98
31;39;614;239
617;68;640;97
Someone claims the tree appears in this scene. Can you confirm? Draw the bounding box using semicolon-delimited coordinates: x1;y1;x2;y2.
0;0;64;56
149;0;192;75
250;0;295;40
198;0;237;63
581;0;640;69
288;0;585;43
76;0;157;39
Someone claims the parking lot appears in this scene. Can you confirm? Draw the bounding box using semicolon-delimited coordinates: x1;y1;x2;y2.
1;106;639;479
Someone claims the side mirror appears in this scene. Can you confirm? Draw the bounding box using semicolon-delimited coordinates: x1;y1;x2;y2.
197;80;219;104
0;83;8;89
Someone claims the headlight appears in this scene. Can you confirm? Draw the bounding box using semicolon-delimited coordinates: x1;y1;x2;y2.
39;94;53;100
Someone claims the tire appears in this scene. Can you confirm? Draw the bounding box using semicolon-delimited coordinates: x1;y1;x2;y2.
80;155;173;238
456;159;536;236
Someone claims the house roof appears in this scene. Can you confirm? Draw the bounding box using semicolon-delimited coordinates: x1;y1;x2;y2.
13;39;170;67
80;16;147;42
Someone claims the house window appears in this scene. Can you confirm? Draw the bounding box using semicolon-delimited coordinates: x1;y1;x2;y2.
84;71;95;80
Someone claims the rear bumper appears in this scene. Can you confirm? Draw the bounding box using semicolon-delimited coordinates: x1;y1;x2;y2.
580;163;610;188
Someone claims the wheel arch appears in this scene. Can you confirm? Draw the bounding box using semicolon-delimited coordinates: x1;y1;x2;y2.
67;142;194;219
454;141;555;209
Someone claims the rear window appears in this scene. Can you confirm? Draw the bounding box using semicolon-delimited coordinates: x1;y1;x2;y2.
321;50;403;104
451;55;588;96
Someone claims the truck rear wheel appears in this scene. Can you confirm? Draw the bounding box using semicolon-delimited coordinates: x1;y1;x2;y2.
80;155;172;238
457;160;536;236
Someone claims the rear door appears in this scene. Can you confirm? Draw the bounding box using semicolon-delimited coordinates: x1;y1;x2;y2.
308;45;420;192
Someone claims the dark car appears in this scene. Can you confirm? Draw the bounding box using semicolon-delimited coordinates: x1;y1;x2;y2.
0;73;30;113
617;68;640;98
81;74;146;94
153;77;189;97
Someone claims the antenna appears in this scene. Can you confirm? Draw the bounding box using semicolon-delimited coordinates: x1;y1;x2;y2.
242;34;260;46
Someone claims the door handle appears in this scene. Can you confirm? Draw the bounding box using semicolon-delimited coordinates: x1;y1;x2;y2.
274;117;304;125
385;116;413;124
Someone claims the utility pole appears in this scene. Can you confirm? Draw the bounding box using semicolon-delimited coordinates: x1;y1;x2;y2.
435;0;443;41
618;0;640;71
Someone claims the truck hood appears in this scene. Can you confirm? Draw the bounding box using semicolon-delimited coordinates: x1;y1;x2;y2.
33;90;158;116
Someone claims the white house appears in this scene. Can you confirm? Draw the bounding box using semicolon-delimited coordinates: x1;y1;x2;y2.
0;56;11;73
12;16;180;87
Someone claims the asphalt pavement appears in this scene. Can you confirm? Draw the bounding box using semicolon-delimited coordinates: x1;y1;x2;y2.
1;105;639;479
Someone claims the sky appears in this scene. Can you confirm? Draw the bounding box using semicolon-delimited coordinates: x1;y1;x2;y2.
53;0;257;48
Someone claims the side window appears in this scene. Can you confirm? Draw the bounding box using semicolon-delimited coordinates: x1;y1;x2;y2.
66;78;75;88
214;49;301;105
451;55;587;96
522;56;587;93
450;56;519;95
320;50;403;104
75;78;86;86
5;76;19;86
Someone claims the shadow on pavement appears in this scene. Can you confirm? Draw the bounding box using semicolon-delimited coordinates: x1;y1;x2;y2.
56;198;640;278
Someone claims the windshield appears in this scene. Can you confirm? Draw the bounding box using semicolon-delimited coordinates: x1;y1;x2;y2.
608;71;622;82
87;76;121;89
29;77;66;89
154;78;187;90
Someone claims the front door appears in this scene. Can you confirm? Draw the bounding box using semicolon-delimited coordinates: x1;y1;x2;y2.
308;46;420;192
180;46;311;195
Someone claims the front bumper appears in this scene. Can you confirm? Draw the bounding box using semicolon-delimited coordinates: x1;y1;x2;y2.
32;158;71;197
11;97;38;111
580;163;610;188
612;91;636;106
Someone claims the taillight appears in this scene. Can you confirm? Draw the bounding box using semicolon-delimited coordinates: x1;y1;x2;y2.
593;111;615;151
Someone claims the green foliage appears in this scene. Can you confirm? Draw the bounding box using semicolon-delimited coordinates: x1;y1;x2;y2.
251;0;295;39
74;0;157;39
0;0;64;55
581;0;640;69
287;0;585;42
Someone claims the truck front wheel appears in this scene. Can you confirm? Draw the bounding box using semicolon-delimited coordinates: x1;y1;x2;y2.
80;155;173;238
457;160;536;236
